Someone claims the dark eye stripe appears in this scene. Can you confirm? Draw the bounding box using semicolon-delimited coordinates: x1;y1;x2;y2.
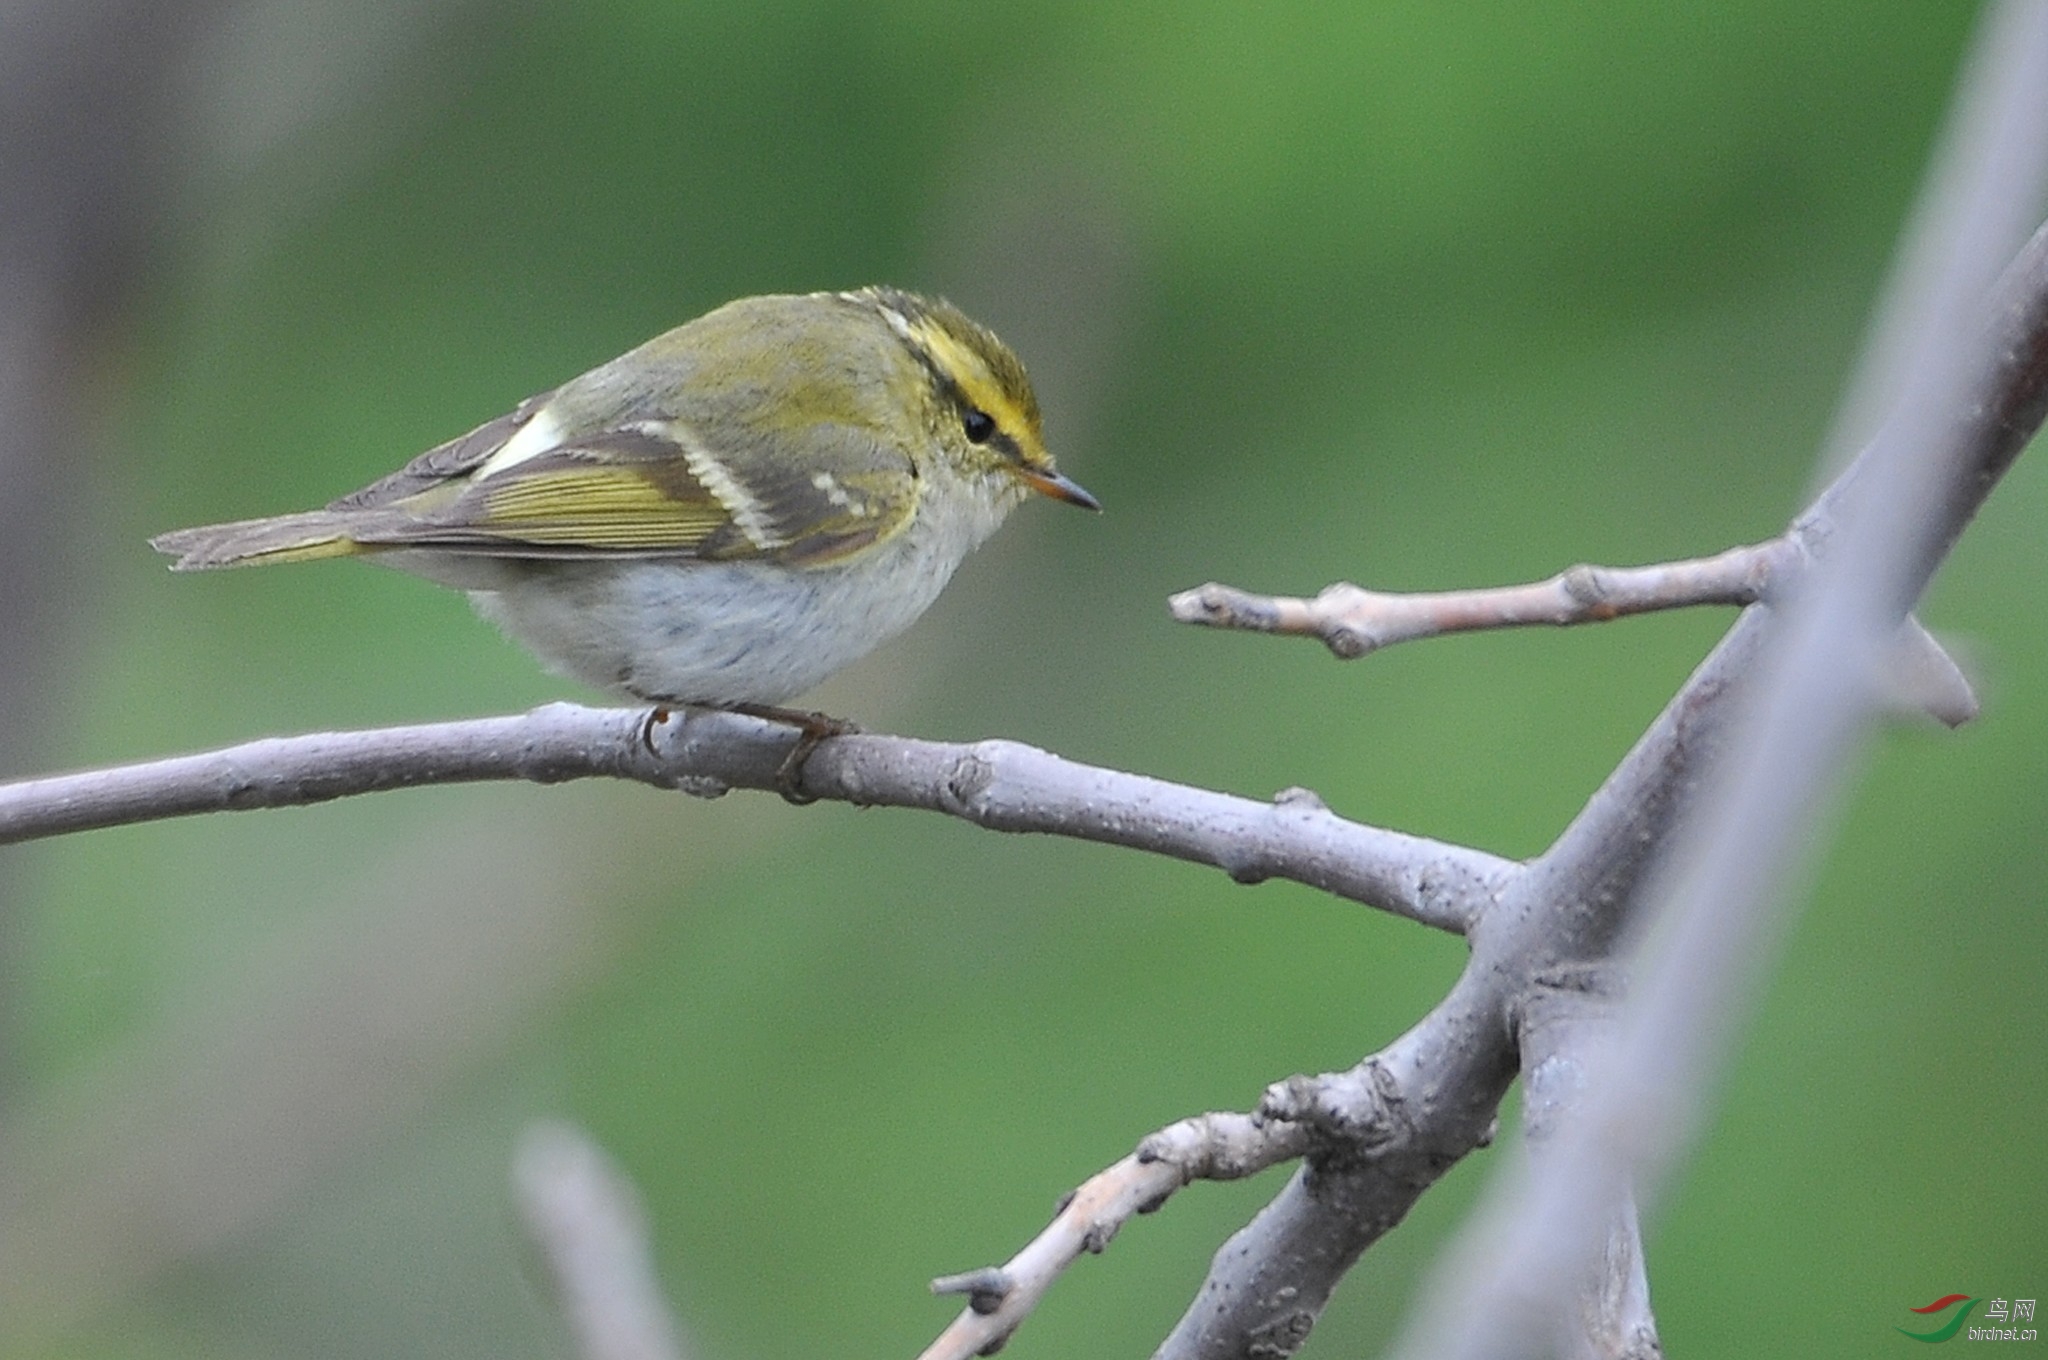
900;330;1027;458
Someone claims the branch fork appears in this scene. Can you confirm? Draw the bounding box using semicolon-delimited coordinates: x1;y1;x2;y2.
917;1108;1317;1360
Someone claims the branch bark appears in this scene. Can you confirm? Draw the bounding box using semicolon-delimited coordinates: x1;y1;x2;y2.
0;704;1513;934
1168;542;1979;727
1169;542;1784;658
1394;6;2048;1355
920;1110;1312;1360
514;1121;689;1360
1153;113;2048;1360
1516;968;1661;1360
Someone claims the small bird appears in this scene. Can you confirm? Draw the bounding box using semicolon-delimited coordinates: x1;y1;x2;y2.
153;288;1097;773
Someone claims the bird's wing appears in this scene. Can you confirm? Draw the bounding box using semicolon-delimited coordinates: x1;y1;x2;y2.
325;389;557;511
347;414;921;567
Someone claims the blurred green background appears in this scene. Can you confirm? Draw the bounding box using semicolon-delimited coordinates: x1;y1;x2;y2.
4;1;2043;1356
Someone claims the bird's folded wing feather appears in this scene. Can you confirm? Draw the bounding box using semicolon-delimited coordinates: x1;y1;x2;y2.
334;408;919;567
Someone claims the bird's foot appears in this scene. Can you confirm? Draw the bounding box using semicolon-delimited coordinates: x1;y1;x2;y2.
726;703;861;804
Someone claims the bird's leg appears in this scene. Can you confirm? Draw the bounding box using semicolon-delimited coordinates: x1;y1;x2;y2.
638;705;674;755
725;702;861;804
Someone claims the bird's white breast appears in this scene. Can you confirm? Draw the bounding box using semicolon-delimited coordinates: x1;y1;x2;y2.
466;464;1024;705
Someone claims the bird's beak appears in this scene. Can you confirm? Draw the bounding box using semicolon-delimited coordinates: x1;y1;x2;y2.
1014;466;1102;511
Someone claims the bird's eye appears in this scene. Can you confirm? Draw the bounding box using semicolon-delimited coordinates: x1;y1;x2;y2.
961;407;996;444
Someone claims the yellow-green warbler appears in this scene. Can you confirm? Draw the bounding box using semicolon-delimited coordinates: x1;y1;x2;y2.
153;288;1097;727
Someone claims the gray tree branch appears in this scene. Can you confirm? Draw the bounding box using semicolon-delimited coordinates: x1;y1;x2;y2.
1169;542;1785;658
1151;19;2048;1350
0;704;1512;934
1169;547;1977;726
514;1121;690;1360
1516;968;1661;1360
1394;4;2048;1356
920;1109;1314;1360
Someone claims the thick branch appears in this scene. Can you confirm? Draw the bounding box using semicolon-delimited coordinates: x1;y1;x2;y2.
1153;969;1512;1360
1396;10;2048;1354
0;704;1512;934
1516;969;1662;1360
922;1041;1493;1360
1155;106;2048;1360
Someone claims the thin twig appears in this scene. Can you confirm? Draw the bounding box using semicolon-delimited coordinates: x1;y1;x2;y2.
1168;545;1979;727
1170;541;1784;658
0;809;600;1344
919;1111;1313;1360
0;705;1513;933
514;1121;688;1360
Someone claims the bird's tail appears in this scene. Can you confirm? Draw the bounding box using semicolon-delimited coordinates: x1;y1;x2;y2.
150;510;369;570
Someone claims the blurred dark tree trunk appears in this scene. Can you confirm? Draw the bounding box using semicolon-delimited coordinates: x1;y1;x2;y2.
0;0;230;1083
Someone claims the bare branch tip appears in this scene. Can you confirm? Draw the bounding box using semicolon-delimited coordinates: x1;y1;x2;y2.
1167;581;1283;632
931;1268;1014;1313
1889;618;1982;728
1256;1073;1322;1127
